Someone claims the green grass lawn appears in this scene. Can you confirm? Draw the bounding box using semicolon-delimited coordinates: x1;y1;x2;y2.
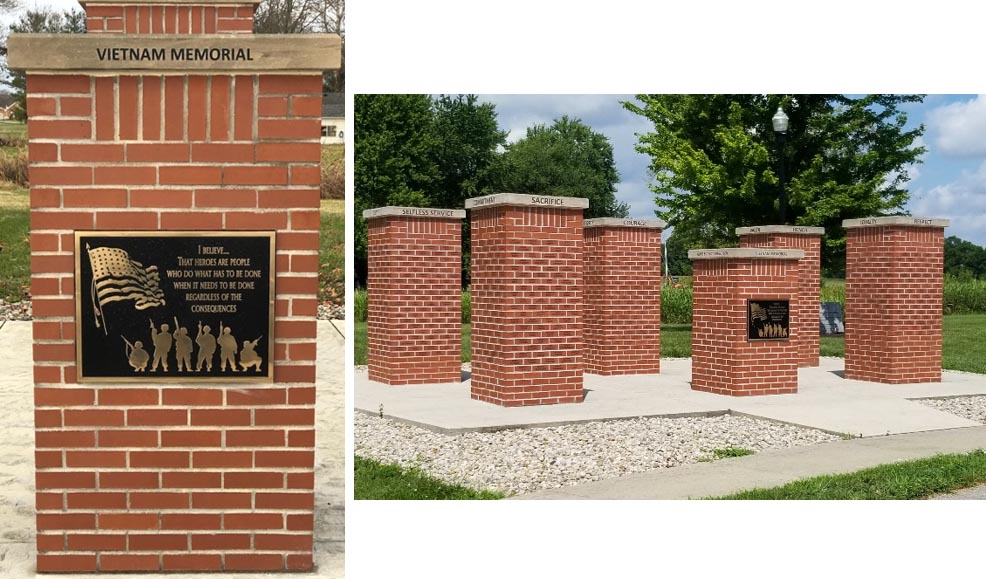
319;198;344;305
714;450;986;499
354;316;986;374
0;121;27;139
0;186;29;302
354;456;504;500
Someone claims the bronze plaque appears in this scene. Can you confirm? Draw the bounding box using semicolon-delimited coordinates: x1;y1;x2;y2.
748;300;790;341
75;231;275;383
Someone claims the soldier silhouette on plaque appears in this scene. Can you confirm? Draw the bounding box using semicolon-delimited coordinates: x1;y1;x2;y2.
173;317;193;372
123;337;149;372
239;336;263;372
195;322;217;372
218;322;239;372
149;320;172;372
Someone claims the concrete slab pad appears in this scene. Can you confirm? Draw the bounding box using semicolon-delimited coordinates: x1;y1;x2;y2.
355;356;986;437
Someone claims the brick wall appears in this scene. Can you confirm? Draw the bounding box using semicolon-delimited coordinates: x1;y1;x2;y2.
364;209;464;385
738;226;823;367
86;3;255;34
27;2;323;572
690;249;802;396
844;218;947;384
583;219;663;375
467;194;587;406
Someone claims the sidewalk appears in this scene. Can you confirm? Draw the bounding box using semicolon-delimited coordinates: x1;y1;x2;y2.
514;426;986;500
0;319;345;578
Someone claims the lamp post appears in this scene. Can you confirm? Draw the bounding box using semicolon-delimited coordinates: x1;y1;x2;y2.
772;106;789;224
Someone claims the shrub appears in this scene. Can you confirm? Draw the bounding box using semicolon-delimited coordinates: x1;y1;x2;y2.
320;159;344;199
354;288;368;322
944;276;986;314
0;150;29;187
660;285;692;324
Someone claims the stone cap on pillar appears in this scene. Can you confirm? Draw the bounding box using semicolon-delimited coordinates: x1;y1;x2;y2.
362;206;466;220
688;248;804;260
464;193;590;210
842;216;950;229
6;34;341;72
736;225;825;236
584;217;666;229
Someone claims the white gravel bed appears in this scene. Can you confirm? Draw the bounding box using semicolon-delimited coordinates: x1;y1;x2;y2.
0;299;31;322
355;412;840;496
317;302;344;320
919;396;986;424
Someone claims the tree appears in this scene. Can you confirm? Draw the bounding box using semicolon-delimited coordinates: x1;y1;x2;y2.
431;94;506;208
945;236;986;279
1;0;19;16
1;8;86;121
663;231;695;277
353;94;437;282
253;0;344;92
624;95;926;273
494;116;628;219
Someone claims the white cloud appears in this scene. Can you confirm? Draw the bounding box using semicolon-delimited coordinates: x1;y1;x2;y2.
926;95;986;158
909;160;986;245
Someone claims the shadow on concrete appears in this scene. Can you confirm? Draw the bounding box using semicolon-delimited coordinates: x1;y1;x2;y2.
830;370;846;379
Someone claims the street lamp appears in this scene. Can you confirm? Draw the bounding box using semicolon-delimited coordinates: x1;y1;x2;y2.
772;106;789;224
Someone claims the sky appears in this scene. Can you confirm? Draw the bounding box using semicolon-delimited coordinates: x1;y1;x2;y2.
478;94;986;247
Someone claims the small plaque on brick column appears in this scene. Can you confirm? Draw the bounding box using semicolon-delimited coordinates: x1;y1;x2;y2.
748;299;790;340
76;231;274;382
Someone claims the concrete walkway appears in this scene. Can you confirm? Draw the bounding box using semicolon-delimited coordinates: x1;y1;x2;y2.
356;357;986;436
0;319;345;578
515;426;986;500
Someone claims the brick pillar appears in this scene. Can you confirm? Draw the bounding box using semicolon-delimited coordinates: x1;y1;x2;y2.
689;248;803;396
466;194;588;406
363;207;465;385
10;3;339;572
737;225;824;367
843;216;949;384
583;218;665;375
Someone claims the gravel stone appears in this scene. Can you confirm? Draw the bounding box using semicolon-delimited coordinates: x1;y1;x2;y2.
317;303;344;320
919;396;986;424
355;411;840;496
0;299;31;322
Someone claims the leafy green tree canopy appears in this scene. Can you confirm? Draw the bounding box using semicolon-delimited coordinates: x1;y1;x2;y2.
495;115;628;219
945;236;986;279
624;95;926;266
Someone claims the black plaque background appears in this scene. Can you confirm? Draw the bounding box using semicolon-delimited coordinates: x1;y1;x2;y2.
748;299;790;341
76;232;273;382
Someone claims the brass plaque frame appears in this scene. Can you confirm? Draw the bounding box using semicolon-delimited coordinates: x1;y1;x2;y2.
74;230;276;384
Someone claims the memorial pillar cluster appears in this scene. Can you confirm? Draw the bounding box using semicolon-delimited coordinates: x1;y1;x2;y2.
363;207;465;385
9;1;339;572
843;217;949;384
737;225;824;367
466;194;587;406
689;248;802;396
583;218;665;375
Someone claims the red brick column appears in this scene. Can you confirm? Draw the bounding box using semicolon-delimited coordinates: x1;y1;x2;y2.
15;1;334;572
737;225;824;367
843;216;949;384
466;194;587;406
689;248;803;396
364;207;465;385
583;218;665;375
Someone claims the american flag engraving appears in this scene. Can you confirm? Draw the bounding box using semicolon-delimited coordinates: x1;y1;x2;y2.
86;244;166;333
